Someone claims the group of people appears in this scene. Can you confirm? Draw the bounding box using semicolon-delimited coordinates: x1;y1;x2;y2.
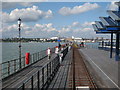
46;46;64;64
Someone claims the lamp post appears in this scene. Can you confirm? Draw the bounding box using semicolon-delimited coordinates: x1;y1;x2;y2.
18;18;22;69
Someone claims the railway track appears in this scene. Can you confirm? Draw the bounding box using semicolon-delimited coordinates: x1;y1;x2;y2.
68;46;97;89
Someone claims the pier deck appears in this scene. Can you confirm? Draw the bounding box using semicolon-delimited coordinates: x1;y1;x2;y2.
48;47;97;89
80;48;119;89
2;47;119;89
48;50;72;88
2;53;57;89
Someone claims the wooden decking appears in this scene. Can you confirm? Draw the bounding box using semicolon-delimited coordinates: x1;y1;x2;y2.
2;46;120;89
2;53;57;89
48;50;72;89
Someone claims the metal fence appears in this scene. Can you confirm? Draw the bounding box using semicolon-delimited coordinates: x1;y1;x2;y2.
0;48;55;79
98;42;120;53
86;44;99;49
17;47;68;90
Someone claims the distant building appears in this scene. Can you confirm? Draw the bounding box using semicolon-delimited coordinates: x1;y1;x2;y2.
74;38;83;42
65;38;73;42
50;37;58;40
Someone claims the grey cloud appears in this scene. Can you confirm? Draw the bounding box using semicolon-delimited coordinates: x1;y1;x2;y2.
2;21;110;38
59;3;99;16
108;1;118;10
2;2;34;9
2;6;53;23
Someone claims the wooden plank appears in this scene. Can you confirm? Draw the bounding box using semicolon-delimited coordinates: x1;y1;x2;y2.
48;66;62;88
53;61;66;88
66;51;73;88
60;51;72;88
2;54;57;88
49;50;72;89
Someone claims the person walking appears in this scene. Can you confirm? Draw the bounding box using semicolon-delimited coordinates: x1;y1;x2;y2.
46;47;51;60
61;45;64;51
59;52;63;64
55;46;59;55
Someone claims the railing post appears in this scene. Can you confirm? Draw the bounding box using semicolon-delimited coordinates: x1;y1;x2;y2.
38;52;39;60
37;52;39;61
49;62;51;80
37;71;40;90
8;61;10;75
32;54;34;63
14;60;16;72
35;53;37;61
41;51;43;59
22;83;25;90
31;76;34;90
30;55;31;65
34;53;36;62
47;64;49;85
42;68;44;88
23;57;25;68
37;53;38;61
52;60;54;75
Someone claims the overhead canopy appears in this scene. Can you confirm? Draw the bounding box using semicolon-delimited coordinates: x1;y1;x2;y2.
107;11;120;21
99;17;118;27
92;1;120;61
95;21;106;29
92;24;99;31
115;2;120;6
92;24;112;34
93;1;120;33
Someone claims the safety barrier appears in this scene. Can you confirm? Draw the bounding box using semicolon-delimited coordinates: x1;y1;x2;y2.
1;48;55;79
17;47;68;89
86;44;99;49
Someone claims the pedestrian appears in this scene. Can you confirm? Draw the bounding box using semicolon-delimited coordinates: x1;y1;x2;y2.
59;52;63;64
46;47;51;60
61;45;64;51
58;43;61;49
68;45;71;51
55;46;59;55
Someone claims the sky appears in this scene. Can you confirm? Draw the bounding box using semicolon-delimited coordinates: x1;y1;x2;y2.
1;1;118;39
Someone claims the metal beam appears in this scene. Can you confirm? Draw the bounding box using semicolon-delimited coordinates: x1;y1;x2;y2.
92;24;99;31
115;2;120;6
110;32;113;58
100;17;117;27
115;33;119;61
107;11;120;21
95;21;106;29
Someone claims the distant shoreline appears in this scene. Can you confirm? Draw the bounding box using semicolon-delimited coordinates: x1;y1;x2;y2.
1;41;98;43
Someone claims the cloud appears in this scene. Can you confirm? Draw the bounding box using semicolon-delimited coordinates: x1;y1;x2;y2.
2;2;34;9
59;3;99;16
2;21;109;38
58;21;96;38
82;22;95;27
108;1;118;10
2;6;53;23
3;0;46;2
72;21;81;27
2;23;58;38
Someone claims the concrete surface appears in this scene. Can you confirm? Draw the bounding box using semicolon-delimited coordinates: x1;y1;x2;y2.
79;48;119;89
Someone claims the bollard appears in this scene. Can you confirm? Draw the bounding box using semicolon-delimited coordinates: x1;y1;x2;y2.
26;53;30;65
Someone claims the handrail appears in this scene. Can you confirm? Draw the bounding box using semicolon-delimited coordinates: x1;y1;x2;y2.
1;47;55;79
17;47;68;89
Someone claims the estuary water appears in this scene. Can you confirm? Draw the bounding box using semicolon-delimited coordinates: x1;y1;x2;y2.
2;42;63;63
1;42;99;63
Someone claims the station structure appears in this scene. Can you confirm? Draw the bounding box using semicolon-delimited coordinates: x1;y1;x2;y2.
93;2;120;61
